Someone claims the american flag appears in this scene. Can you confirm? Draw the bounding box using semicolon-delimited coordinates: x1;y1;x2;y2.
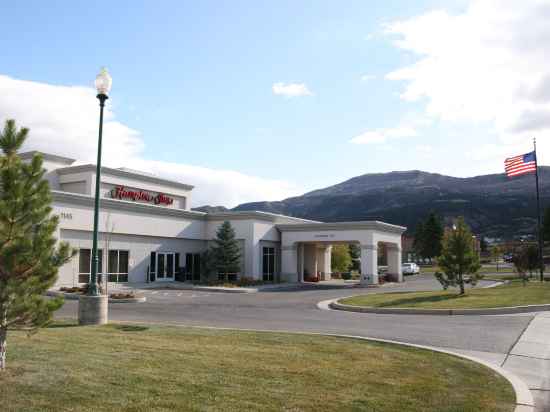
504;151;537;177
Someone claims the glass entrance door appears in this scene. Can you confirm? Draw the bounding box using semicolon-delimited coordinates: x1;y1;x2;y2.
156;253;175;281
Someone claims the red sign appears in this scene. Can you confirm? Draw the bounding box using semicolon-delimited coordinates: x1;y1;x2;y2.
110;186;174;206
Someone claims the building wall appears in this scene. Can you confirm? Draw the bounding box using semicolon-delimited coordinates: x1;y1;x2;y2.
60;181;87;194
53;200;205;240
58;229;207;286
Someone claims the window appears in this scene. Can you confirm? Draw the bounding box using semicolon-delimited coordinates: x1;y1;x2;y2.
262;247;276;282
78;248;103;283
108;250;129;282
185;253;201;281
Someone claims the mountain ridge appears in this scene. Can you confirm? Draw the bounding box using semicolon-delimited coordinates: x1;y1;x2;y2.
230;167;550;238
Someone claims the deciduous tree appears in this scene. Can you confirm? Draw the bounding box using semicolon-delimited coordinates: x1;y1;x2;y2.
331;245;352;273
490;244;503;271
348;243;361;272
0;120;73;370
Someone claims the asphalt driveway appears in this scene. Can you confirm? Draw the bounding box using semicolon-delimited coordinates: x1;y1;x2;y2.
56;275;532;355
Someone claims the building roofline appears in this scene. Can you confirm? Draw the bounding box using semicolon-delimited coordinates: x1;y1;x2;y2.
206;210;320;223
52;191;206;220
276;220;407;234
20;151;76;164
56;164;195;191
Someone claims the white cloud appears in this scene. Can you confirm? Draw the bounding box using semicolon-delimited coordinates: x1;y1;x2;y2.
272;82;313;97
350;126;417;144
0;74;301;207
384;0;550;165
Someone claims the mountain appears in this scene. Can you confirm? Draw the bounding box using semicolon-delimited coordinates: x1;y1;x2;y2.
192;205;229;213
233;169;550;238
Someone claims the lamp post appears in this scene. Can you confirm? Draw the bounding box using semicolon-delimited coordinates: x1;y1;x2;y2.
78;68;112;325
88;68;112;296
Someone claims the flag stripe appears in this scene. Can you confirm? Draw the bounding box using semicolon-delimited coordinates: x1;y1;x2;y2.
506;164;536;174
506;162;536;173
504;151;537;177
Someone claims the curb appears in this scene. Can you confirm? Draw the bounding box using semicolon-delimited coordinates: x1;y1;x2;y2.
137;283;257;293
327;298;550;316
47;291;147;303
106;320;534;412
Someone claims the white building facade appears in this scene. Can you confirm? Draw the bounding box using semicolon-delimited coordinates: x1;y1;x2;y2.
22;152;406;287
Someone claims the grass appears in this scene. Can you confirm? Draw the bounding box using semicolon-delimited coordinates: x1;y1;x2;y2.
0;322;515;412
341;280;550;309
420;265;515;275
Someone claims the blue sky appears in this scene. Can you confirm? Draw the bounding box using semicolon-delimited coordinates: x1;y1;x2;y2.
1;1;549;206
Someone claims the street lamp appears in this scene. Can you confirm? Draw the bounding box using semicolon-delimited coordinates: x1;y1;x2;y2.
88;67;112;296
78;68;111;325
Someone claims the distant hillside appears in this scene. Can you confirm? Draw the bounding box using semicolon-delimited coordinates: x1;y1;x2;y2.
192;205;229;213
233;168;550;238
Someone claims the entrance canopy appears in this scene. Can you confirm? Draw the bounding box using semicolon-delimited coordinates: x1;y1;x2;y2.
277;221;406;285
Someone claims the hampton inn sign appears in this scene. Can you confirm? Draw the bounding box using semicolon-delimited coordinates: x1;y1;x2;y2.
110;186;174;206
20;151;405;287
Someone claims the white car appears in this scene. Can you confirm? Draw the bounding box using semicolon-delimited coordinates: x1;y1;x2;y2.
402;262;420;275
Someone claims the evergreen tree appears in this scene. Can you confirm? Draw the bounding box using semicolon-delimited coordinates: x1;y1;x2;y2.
413;221;425;260
421;212;444;261
0;119;73;370
210;221;241;280
543;207;550;242
479;236;488;253
435;217;481;295
331;245;352;273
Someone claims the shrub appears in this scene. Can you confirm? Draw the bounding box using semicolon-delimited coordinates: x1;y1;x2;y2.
110;292;138;299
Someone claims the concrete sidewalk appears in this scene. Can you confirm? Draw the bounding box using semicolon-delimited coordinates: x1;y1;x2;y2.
457;313;550;411
502;312;550;411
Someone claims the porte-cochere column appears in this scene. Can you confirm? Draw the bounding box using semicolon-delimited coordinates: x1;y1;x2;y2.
360;244;378;285
281;244;298;282
387;244;403;282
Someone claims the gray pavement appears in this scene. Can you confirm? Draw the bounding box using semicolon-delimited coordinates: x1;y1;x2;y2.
56;274;548;410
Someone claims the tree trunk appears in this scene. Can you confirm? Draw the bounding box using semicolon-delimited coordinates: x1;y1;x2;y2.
458;274;465;295
0;327;6;371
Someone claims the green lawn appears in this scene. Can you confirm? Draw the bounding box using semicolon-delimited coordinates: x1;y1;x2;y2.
420;265;515;275
0;323;515;412
341;280;550;309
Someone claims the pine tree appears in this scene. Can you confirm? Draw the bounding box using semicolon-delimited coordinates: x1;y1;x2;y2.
0;119;73;370
413;221;425;261
435;217;481;295
422;212;444;261
542;206;550;242
210;221;241;280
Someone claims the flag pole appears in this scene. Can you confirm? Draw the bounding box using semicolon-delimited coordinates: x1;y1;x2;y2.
534;137;544;281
